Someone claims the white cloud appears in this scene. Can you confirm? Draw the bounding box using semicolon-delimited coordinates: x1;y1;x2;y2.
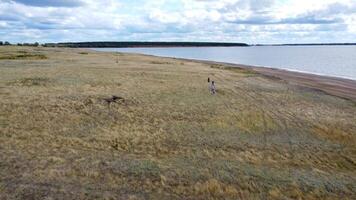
0;0;355;43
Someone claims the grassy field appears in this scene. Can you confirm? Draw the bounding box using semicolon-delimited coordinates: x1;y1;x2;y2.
0;46;355;199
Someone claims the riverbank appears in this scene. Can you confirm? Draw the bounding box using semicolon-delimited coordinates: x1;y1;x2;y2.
1;46;355;199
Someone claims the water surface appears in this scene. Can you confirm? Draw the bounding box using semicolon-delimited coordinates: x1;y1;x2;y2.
93;46;356;80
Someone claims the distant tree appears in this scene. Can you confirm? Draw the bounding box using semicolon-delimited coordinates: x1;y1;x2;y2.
17;43;23;46
4;41;10;45
43;43;56;47
0;41;3;45
34;42;39;47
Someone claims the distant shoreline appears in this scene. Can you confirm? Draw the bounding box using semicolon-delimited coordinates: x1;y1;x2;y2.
42;41;356;48
43;42;249;48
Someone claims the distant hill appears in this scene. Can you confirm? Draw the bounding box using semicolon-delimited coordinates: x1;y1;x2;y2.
43;42;249;48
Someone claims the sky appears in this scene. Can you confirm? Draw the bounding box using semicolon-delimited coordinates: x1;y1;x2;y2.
0;0;355;44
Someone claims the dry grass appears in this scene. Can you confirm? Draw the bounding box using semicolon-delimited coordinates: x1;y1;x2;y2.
0;46;355;200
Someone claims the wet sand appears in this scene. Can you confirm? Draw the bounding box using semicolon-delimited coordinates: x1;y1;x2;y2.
251;66;356;102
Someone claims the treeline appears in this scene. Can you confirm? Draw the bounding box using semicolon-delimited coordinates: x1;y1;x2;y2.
43;42;249;48
0;41;11;45
0;41;40;46
17;42;40;47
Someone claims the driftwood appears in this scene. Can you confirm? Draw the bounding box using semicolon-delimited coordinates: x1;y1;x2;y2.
103;95;124;108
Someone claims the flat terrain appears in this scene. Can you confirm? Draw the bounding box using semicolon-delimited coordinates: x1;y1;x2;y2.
0;46;355;199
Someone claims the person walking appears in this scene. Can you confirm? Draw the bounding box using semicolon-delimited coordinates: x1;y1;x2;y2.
209;81;216;94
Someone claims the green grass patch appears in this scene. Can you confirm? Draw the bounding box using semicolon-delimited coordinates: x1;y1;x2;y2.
236;109;279;133
150;61;171;65
0;54;47;60
8;77;52;86
211;64;257;77
0;119;8;128
128;160;160;179
351;101;356;107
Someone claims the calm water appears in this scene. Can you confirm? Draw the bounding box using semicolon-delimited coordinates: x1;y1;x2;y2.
93;46;356;80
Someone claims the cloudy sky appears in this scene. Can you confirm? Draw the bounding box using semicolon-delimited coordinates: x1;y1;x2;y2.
0;0;355;44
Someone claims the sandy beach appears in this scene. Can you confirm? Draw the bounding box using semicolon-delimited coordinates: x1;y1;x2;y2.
1;46;355;199
252;66;356;102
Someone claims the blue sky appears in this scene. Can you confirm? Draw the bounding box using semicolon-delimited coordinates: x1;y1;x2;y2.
0;0;355;44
